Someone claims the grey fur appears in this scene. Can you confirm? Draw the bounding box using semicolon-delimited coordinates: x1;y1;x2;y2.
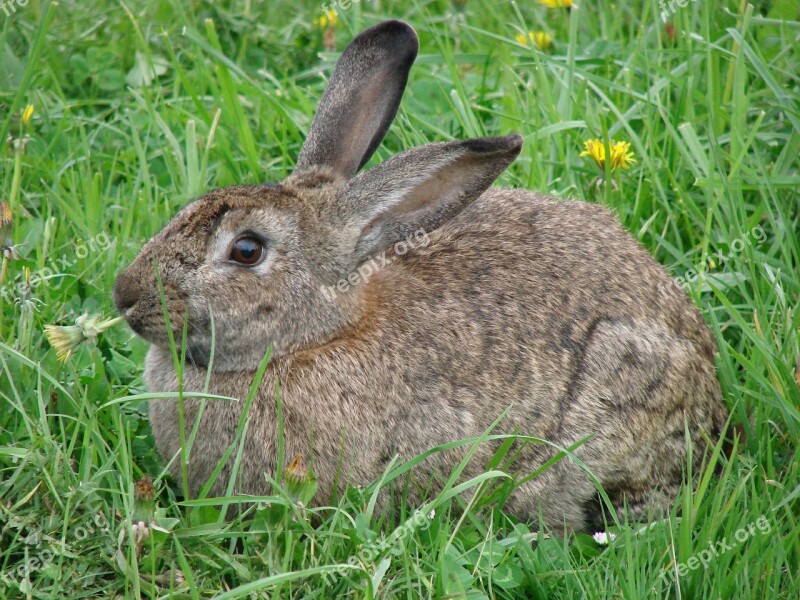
114;21;727;531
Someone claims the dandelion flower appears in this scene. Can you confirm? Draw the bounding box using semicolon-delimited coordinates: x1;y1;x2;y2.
0;201;15;257
45;313;124;362
314;10;338;29
21;104;34;126
580;138;636;172
0;202;11;228
537;0;574;8
515;31;552;49
133;476;156;523
285;454;310;485
609;140;636;170
45;323;86;362
284;454;318;505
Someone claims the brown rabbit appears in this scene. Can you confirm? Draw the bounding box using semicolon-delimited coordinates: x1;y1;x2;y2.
114;20;728;530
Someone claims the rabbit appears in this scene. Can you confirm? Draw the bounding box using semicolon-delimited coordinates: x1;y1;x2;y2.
113;20;728;531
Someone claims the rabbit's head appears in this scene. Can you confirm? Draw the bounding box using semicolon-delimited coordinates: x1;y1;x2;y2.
114;21;521;371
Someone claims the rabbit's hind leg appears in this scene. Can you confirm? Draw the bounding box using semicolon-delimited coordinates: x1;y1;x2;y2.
512;317;724;531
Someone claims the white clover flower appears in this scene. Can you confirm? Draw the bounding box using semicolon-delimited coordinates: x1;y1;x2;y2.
132;521;150;545
592;531;617;545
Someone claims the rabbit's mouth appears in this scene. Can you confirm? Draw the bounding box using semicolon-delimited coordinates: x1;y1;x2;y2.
125;315;212;368
182;343;212;368
115;302;150;340
118;300;202;351
114;267;202;350
120;309;146;338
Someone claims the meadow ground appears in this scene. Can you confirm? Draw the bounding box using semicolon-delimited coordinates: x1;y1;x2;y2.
1;0;799;598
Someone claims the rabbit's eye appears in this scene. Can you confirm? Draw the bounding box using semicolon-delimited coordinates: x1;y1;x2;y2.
229;236;264;266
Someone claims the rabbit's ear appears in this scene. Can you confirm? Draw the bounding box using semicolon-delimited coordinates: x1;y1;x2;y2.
295;20;418;179
341;134;522;262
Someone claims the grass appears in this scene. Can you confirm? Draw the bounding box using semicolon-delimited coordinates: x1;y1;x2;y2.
1;0;798;597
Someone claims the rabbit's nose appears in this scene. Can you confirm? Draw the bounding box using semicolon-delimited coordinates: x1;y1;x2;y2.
114;267;141;314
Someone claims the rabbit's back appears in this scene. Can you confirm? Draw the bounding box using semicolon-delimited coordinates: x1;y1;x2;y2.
395;188;716;361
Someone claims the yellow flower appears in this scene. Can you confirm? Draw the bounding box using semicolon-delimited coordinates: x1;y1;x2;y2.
45;323;87;363
314;10;338;29
537;0;573;7
284;454;318;505
515;31;553;49
0;201;11;228
1;202;21;260
45;313;125;362
133;475;156;523
21;104;34;126
580;138;637;172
